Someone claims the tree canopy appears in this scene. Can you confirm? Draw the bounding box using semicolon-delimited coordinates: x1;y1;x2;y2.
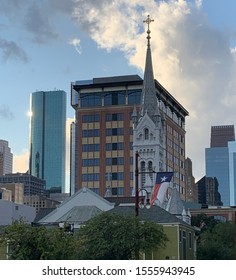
197;221;236;260
76;212;168;260
0;212;168;260
0;221;78;260
192;214;236;260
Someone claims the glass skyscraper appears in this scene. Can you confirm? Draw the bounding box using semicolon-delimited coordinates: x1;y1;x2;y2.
29;90;66;192
206;125;236;206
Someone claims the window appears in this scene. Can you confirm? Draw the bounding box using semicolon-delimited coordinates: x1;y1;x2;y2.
106;143;124;151
82;173;100;181
82;129;100;137
179;230;182;243
111;172;124;180
189;232;192;249
104;91;125;106
148;161;153;181
106;128;124;136
128;89;142;105
82;144;100;152
82;114;100;123
106;113;124;121
144;128;149;140
141;161;145;186
82;158;100;166
80;93;102;107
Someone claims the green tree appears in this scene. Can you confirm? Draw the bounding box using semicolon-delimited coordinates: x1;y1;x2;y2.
76;212;168;260
0;221;78;260
191;213;219;231
197;221;236;260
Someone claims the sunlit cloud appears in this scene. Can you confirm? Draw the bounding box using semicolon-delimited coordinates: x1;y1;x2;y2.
13;149;29;173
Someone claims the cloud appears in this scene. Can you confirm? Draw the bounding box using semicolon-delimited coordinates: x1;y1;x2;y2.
0;105;14;120
0;38;28;62
13;150;29;173
24;2;58;44
69;38;82;54
71;0;236;180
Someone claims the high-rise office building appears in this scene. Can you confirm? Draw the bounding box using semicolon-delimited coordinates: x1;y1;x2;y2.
70;17;188;198
210;125;235;147
0;140;13;176
196;176;222;206
185;158;198;203
206;125;236;205
29;90;66;192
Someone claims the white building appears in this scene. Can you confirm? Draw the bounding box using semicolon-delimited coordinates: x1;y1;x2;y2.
0;199;36;225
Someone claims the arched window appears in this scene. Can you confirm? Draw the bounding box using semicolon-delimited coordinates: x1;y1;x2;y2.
148;161;153;181
141;161;145;186
144;128;149;140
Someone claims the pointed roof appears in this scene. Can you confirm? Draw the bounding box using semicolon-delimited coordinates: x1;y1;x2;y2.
140;15;159;119
166;187;185;216
36;187;114;224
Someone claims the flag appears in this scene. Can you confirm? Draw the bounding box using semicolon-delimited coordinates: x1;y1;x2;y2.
150;172;173;207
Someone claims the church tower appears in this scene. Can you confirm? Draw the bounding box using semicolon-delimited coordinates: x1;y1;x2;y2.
132;16;165;192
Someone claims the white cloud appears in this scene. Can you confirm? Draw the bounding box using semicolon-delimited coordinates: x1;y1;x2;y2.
69;38;82;54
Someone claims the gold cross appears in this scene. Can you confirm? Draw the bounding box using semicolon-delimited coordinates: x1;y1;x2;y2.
143;15;154;34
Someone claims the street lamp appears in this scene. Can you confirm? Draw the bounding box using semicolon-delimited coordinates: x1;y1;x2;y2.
135;151;152;216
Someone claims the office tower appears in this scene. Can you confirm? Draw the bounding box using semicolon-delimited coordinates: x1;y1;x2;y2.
185;158;198;203
206;125;236;205
29;90;66;192
0;140;13;176
71;18;188;198
210;125;235;147
196;176;222;206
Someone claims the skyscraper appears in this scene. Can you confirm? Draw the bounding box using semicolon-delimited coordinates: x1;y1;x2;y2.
70;16;188;198
0;140;13;176
29;90;66;192
206;125;236;205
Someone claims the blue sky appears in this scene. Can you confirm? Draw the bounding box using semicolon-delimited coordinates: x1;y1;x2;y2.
1;0;236;188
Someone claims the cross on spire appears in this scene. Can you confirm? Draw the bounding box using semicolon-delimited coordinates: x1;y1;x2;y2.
143;15;154;46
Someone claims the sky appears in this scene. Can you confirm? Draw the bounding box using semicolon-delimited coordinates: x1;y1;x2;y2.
1;0;236;190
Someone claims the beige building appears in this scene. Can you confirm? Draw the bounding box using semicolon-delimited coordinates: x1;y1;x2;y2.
0;183;24;204
185;158;198;203
24;195;60;214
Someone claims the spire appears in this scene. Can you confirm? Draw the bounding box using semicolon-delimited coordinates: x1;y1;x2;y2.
140;15;159;118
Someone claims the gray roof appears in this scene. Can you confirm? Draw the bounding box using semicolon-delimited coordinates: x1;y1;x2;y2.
56;206;102;224
166;187;185;216
93;75;142;84
34;208;56;223
108;205;193;228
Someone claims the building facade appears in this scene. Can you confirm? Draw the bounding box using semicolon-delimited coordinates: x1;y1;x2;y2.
70;75;188;197
0;183;24;204
185;158;197;203
0;173;45;196
0;140;13;176
206;125;236;206
196;176;222;206
29;90;66;192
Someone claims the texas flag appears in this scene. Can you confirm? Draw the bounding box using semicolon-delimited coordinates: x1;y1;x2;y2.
150;172;174;207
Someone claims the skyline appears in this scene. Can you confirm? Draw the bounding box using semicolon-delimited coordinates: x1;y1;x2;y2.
1;0;236;190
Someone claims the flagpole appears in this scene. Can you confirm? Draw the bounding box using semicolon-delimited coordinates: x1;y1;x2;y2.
135;151;139;217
